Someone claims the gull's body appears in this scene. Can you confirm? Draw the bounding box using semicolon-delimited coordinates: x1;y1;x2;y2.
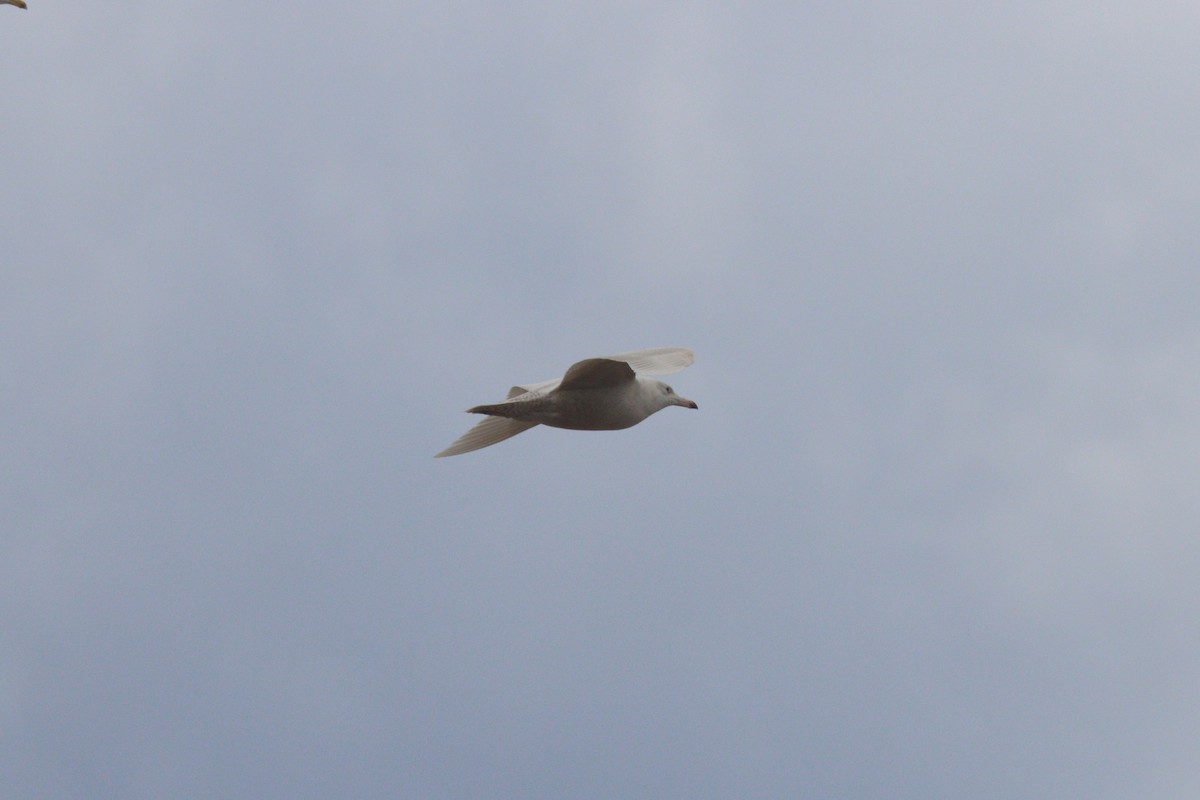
436;347;697;457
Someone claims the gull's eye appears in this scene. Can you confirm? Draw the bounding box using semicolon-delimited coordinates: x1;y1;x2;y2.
665;386;674;394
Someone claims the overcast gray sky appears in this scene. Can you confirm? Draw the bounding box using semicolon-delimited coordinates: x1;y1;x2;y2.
4;3;1200;798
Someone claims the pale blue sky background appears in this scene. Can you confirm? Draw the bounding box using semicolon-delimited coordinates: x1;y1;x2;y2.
4;3;1200;798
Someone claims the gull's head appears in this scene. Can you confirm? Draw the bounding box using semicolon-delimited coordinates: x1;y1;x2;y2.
654;380;698;410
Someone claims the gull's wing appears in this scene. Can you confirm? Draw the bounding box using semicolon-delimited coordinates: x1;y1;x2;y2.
603;347;694;376
557;358;636;392
435;378;557;456
556;347;693;391
435;416;539;457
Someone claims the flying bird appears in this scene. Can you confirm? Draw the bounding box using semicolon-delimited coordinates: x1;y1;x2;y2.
436;346;698;457
2;1;28;8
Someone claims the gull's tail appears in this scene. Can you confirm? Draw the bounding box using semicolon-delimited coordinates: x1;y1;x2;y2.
467;401;523;418
465;393;550;420
435;416;539;457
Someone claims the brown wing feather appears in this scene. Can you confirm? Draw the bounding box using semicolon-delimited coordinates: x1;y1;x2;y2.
556;358;636;392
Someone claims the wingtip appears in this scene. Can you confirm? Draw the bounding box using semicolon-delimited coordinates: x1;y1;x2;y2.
435;416;539;457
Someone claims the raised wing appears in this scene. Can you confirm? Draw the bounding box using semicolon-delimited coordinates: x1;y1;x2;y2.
604;347;694;376
435;416;539;457
557;358;636;392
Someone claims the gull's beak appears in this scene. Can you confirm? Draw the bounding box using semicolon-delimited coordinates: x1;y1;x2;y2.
676;396;698;410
